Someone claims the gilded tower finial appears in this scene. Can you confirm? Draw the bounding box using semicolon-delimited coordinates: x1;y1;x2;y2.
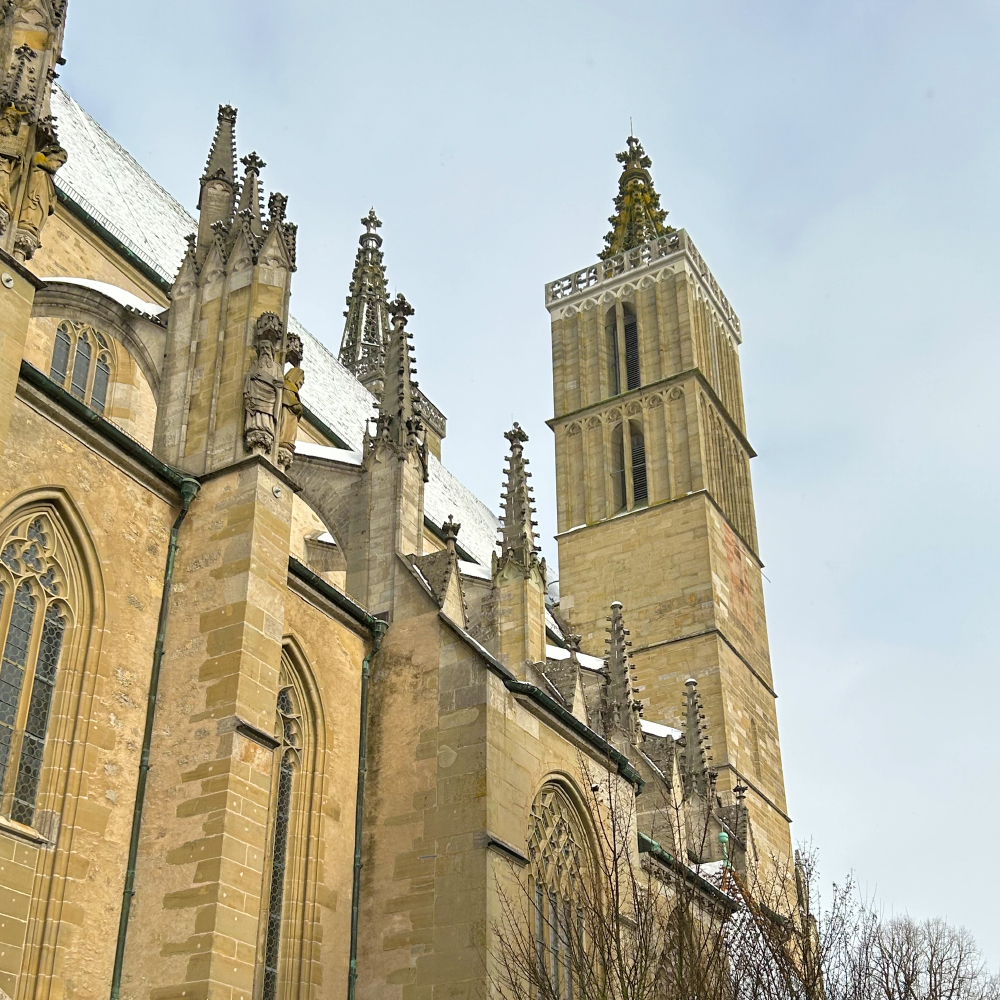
496;423;543;578
599;134;674;261
339;208;391;395
602;601;642;746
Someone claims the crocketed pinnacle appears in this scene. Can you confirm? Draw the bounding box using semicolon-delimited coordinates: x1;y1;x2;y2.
602;601;642;745
339;209;391;393
200;104;237;191
497;423;541;575
680;678;712;800
374;293;422;452
237;152;266;239
599;134;674;260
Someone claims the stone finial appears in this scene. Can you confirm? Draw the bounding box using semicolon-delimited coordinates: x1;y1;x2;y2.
442;515;461;554
602;601;641;746
496;422;542;578
237;151;266;239
339;209;392;393
680;677;713;800
201;104;238;185
599;133;674;261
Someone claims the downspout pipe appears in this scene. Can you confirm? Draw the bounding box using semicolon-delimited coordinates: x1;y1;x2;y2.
348;618;388;1000
110;476;201;1000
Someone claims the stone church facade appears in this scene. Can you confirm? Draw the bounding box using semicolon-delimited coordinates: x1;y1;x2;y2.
0;3;792;998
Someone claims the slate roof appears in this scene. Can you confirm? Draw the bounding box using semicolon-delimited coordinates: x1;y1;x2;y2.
49;85;502;569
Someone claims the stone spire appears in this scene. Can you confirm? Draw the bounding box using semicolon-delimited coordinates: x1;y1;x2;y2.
491;423;547;672
680;678;712;800
237;151;265;239
602;601;642;746
339;208;391;395
496;423;543;577
370;292;426;474
196;104;237;257
599;134;674;261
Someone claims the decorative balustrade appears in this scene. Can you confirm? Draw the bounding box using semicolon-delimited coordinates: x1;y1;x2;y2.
544;230;740;336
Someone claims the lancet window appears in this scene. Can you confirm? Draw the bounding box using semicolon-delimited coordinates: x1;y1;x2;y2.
261;672;301;1000
49;321;114;415
527;784;587;1000
0;515;68;828
629;420;647;507
604;305;641;400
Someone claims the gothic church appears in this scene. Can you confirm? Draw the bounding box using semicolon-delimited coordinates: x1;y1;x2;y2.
0;2;792;998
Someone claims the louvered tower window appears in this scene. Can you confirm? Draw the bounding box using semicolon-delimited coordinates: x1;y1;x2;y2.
49;321;115;414
622;305;641;391
262;682;300;1000
629;420;648;507
0;516;67;827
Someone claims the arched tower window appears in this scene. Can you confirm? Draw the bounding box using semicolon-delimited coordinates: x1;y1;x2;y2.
629;420;647;507
262;673;301;1000
609;423;626;514
527;784;587;1000
622;304;641;391
0;515;68;827
49;321;115;415
605;308;620;396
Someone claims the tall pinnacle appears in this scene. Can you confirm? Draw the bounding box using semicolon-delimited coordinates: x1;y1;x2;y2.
497;423;542;575
339;208;391;393
196;105;238;254
602;601;642;745
599;134;674;260
237;152;266;239
373;293;424;460
680;678;712;800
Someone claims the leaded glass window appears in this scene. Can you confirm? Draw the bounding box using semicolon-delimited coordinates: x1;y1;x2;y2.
48;320;116;414
262;680;301;1000
527;785;587;1000
0;515;68;828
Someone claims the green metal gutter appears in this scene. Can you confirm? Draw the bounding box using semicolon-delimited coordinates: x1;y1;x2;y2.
287;555;379;632
19;361;193;492
55;187;172;295
109;476;200;998
438;613;644;791
637;832;738;911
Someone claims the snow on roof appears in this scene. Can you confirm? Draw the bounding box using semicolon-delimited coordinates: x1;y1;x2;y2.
458;559;491;581
640;719;682;740
545;643;604;672
293;440;363;466
52;85;502;568
545;608;565;642
52;85;194;281
40;275;164;316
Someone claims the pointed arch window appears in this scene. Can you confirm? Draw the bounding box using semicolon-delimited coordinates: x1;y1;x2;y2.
49;321;115;415
527;784;587;1000
261;673;301;1000
605;308;620;396
0;515;68;828
609;423;626;514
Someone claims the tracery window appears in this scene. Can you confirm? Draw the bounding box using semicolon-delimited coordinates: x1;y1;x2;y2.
622;305;641;391
49;320;114;415
527;785;587;1000
605;308;621;396
261;672;301;1000
0;515;68;828
610;423;626;513
629;420;648;507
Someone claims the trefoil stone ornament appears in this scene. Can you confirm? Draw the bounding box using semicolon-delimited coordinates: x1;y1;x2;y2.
243;312;284;458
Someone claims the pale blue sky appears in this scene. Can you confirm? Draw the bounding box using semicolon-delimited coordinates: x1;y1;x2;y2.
63;0;1000;961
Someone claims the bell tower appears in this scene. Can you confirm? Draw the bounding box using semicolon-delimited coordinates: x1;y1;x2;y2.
548;136;791;864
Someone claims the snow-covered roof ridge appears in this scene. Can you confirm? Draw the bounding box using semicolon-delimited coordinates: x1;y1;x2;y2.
51;85;502;568
40;276;166;318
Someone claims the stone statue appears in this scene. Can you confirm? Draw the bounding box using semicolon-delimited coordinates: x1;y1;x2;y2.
14;134;67;260
243;313;283;457
0;104;29;234
276;366;304;470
